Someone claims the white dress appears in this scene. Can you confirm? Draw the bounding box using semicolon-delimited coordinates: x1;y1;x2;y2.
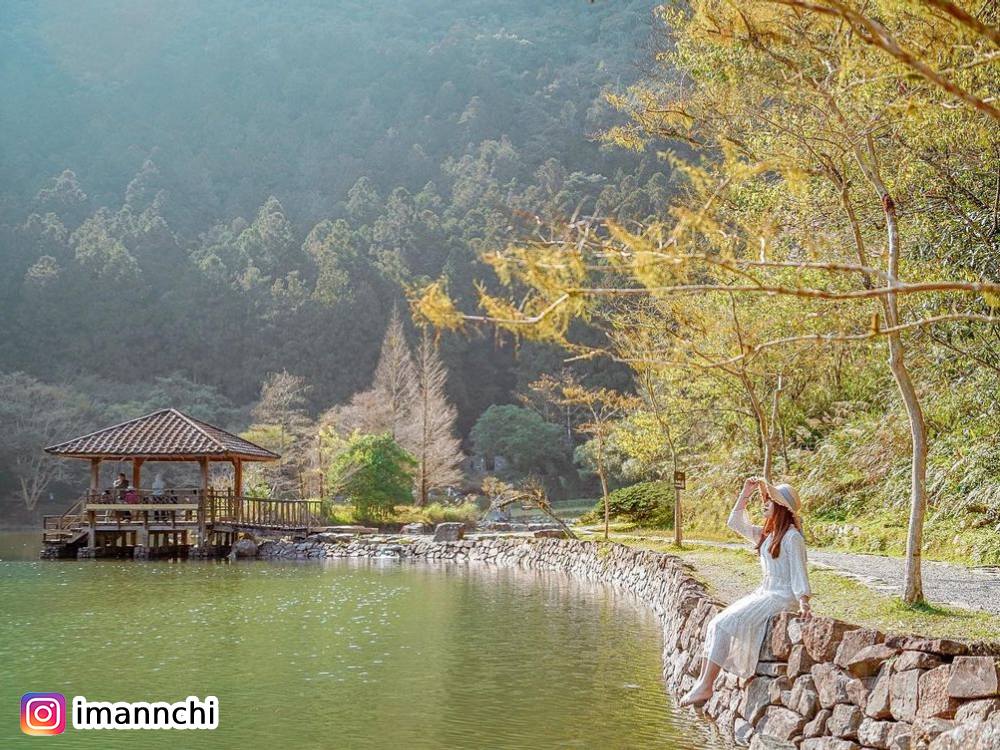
702;503;812;678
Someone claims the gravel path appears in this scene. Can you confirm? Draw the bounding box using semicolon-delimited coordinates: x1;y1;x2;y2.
582;528;1000;616
806;549;1000;617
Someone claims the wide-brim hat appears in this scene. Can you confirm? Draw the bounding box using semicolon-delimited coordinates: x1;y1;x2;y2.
763;481;801;516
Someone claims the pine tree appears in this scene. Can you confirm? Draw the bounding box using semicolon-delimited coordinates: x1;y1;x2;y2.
370;305;419;444
249;371;312;497
412;329;465;505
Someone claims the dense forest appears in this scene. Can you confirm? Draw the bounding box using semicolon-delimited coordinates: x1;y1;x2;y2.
0;0;659;520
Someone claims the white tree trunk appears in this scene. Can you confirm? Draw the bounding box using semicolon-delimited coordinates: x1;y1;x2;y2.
861;143;927;604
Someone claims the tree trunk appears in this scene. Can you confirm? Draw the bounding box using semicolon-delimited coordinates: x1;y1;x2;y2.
666;423;682;546
860;142;927;604
597;433;610;541
888;330;928;604
673;482;681;546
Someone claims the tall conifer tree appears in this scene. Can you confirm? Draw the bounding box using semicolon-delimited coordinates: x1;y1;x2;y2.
370;305;419;444
412;328;464;505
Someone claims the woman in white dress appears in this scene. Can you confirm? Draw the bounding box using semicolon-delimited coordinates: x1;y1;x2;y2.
680;476;812;706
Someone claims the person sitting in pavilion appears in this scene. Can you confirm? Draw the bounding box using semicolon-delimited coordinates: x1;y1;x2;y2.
113;472;128;500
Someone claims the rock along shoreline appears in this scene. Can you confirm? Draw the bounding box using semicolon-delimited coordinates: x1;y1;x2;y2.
255;534;1000;750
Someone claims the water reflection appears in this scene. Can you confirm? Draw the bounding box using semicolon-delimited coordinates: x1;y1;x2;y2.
0;533;727;749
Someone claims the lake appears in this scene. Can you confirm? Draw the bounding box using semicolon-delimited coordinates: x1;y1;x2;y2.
1;531;726;749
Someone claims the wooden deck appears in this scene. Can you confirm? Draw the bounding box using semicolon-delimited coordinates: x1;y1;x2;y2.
42;489;324;558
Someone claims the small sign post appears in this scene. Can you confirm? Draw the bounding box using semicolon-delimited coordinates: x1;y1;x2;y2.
672;471;686;546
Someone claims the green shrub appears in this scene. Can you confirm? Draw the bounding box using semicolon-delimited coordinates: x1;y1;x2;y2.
328;432;417;521
587;481;675;527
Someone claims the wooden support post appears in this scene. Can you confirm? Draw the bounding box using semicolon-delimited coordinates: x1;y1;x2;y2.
132;457;144;490
198;457;209;546
233;458;243;497
232;459;243;526
90;458;101;495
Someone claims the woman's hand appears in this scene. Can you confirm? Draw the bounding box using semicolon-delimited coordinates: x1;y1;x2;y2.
738;476;762;506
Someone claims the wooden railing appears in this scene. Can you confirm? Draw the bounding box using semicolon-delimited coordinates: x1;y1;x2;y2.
205;491;323;530
84;487;205;506
43;488;325;544
42;495;88;542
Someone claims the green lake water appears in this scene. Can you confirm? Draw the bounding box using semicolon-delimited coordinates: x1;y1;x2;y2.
1;531;727;749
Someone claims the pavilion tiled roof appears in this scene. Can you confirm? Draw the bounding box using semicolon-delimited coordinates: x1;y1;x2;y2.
44;408;279;461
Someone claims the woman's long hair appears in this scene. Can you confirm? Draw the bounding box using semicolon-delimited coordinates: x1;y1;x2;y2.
755;502;803;558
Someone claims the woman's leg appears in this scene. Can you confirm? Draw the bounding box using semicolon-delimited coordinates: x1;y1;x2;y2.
702;660;722;690
679;657;722;706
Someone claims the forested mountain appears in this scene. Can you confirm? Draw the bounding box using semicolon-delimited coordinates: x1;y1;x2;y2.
0;0;658;450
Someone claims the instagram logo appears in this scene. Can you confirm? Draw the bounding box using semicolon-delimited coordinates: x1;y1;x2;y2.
20;693;66;736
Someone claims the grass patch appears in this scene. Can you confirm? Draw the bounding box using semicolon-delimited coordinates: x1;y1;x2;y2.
581;533;999;641
323;501;481;528
808;508;1000;566
584;512;1000;566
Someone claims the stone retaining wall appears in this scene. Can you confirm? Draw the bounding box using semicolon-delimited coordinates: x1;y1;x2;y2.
257;535;1000;750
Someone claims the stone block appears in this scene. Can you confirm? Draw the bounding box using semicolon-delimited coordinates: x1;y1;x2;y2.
910;717;954;748
232;537;258;557
847;644;899;679
789;675;820;721
803;708;831;739
895;651;942;672
400;523;428;534
829;703;863;740
789;643;818;678
884;636;968;658
866;664;894;720
954;697;1000;723
804;617;856;662
800;738;860;750
749;734;797;750
757;661;788;678
947;656;1000;699
890;670;923;723
769;675;792;705
757;705;807;742
760;618;779;661
858;717;895;749
917;665;958;719
846;676;875;711
433;522;465;542
836;629;885;670
925;712;1000;750
813;663;853;709
739;675;775;724
787;617;805;647
886;721;912;750
771;611;798;660
734;717;754;747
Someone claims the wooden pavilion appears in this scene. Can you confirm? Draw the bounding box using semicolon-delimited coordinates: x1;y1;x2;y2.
41;408;321;559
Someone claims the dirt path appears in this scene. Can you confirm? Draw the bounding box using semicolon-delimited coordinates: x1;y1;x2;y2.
580;528;1000;616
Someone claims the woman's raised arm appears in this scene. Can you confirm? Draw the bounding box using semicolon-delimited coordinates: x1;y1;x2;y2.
726;478;763;544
